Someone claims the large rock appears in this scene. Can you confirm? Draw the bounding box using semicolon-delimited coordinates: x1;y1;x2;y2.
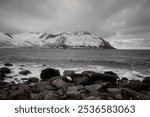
0;67;11;74
0;81;10;89
119;81;147;91
8;83;31;100
0;72;6;80
73;76;89;85
121;88;150;100
40;68;60;80
104;71;119;79
81;71;97;77
4;63;13;66
0;90;8;100
85;84;103;92
35;91;59;100
52;78;68;90
7;89;31;100
33;81;56;92
142;77;150;87
19;70;31;75
44;91;59;100
118;77;129;84
66;85;85;100
89;73;117;85
63;70;75;77
28;77;39;83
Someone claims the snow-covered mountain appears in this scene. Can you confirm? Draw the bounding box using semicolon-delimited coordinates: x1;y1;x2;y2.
0;31;115;49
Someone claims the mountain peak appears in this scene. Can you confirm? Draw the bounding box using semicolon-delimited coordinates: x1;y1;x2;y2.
0;31;115;49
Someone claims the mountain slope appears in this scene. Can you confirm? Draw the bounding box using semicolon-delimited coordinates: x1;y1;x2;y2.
0;32;15;47
0;31;115;49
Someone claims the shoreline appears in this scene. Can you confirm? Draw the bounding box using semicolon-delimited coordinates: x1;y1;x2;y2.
0;62;150;100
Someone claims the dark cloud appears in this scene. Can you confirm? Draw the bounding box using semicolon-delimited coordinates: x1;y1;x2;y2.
0;0;150;48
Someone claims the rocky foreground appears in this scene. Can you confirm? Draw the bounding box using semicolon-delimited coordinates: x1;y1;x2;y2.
0;63;150;100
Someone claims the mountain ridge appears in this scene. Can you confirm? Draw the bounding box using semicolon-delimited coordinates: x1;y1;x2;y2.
0;31;115;49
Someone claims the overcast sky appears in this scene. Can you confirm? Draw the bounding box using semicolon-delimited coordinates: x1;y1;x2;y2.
0;0;150;49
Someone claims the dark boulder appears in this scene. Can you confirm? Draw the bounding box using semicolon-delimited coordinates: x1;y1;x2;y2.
104;71;119;79
85;84;103;92
0;81;10;89
44;91;59;100
119;81;147;91
4;63;13;66
63;70;75;77
33;81;56;92
0;72;6;80
73;76;89;85
121;88;150;100
81;71;97;77
0;67;11;74
52;78;68;90
7;89;31;100
19;70;31;75
0;90;8;100
89;73;117;85
28;77;39;83
71;74;88;80
142;77;150;87
48;76;66;82
118;77;129;84
40;68;60;80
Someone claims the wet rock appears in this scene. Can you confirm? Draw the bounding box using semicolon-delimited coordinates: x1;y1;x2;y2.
121;88;150;100
0;81;10;89
85;96;101;100
142;77;150;87
71;74;87;79
73;76;89;85
8;89;31;100
52;78;68;90
89;73;117;85
104;71;119;79
40;68;60;80
115;94;122;100
17;83;30;90
66;91;83;100
30;93;38;100
63;70;75;77
4;63;13;66
0;90;8;100
66;85;85;99
28;77;39;83
48;76;66;82
0;67;11;74
44;91;59;100
57;88;65;96
67;85;84;92
21;78;28;81
119;81;147;91
107;88;121;94
19;70;31;75
88;91;112;100
81;71;97;77
33;81;56;92
85;84;103;92
118;77;129;84
0;72;6;80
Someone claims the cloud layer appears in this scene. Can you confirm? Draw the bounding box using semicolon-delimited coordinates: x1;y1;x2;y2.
0;0;150;49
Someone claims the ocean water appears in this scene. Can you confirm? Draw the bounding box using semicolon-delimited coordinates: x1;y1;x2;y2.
0;48;150;82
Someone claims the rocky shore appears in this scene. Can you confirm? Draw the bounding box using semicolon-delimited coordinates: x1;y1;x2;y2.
0;63;150;100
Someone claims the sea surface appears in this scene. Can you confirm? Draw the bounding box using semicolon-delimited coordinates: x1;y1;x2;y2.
0;48;150;82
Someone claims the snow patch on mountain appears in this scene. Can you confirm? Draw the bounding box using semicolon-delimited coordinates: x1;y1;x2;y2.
0;31;115;49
